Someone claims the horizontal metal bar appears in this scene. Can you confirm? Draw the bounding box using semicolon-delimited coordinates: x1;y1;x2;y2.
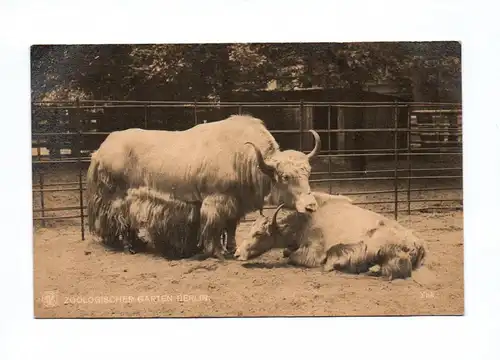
410;206;463;212
32;184;463;195
312;167;462;177
32;159;91;165
31;185;462;196
30;149;462;159
352;198;461;206
411;109;462;114
340;187;462;196
31;203;462;222
32;156;89;162
31;152;463;165
32;133;79;137
33;205;83;213
412;143;462;147
320;148;412;154
33;214;87;221
32;187;86;193
310;175;462;183
316;147;462;154
409;147;462;152
32;181;82;187
31;129;413;136
37;103;411;109
33;100;461;106
402;198;462;204
31;128;463;137
239;207;441;223
316;152;462;158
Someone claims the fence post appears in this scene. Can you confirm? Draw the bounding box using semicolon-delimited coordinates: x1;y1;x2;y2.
144;104;148;129
76;98;85;241
337;107;345;155
194;100;198;126
407;104;412;216
238;104;242;115
36;141;45;227
299;100;304;152
327;105;332;194
393;101;399;220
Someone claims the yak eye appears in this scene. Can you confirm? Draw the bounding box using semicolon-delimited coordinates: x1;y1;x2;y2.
281;174;289;181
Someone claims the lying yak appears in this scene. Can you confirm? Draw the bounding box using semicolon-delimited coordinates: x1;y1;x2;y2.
87;115;321;259
106;187;204;258
234;192;427;280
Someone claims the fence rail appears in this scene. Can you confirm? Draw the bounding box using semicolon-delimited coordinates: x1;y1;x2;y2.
31;100;463;241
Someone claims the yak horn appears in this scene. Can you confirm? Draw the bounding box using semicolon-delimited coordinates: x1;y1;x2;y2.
245;142;275;178
306;130;321;159
270;203;286;236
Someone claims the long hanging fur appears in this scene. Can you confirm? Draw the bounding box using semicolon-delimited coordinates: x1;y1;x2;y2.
86;115;321;258
107;187;202;259
87;151;128;247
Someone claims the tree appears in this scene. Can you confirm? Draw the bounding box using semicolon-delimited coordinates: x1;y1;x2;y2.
32;42;461;104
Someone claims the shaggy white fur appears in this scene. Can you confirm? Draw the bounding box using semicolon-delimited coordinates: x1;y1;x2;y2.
87;115;321;258
236;192;427;280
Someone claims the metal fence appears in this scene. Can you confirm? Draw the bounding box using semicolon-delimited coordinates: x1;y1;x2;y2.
32;100;463;241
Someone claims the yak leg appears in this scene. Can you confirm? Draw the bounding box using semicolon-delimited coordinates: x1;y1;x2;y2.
224;218;238;254
199;195;236;260
323;242;371;274
122;226;142;254
287;243;326;268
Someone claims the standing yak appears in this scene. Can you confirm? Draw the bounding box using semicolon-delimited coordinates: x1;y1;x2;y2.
87;115;321;259
234;192;427;280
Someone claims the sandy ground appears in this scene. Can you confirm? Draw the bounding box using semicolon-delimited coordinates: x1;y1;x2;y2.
32;165;463;318
33;211;463;318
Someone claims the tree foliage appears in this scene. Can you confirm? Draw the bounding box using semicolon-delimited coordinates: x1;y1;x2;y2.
31;42;461;103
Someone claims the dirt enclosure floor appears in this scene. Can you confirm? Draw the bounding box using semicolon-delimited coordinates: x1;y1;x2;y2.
34;212;463;318
33;164;464;318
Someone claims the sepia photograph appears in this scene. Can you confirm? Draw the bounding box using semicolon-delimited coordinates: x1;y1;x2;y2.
31;41;463;318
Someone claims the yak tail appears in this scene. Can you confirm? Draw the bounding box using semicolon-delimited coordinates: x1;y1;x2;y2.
86;151;117;236
86;152;100;234
86;151;99;192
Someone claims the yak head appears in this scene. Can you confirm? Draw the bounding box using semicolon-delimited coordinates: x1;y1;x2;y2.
245;129;320;214
234;204;292;261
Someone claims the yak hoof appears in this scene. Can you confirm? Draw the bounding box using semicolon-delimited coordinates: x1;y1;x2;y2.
322;265;340;275
215;254;226;262
125;247;136;255
188;253;210;261
214;250;230;261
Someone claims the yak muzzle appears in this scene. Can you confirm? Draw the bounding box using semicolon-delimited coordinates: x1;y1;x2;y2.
233;251;249;261
295;194;318;213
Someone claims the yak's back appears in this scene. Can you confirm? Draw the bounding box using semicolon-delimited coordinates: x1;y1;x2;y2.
97;115;278;163
91;115;279;202
307;200;419;249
